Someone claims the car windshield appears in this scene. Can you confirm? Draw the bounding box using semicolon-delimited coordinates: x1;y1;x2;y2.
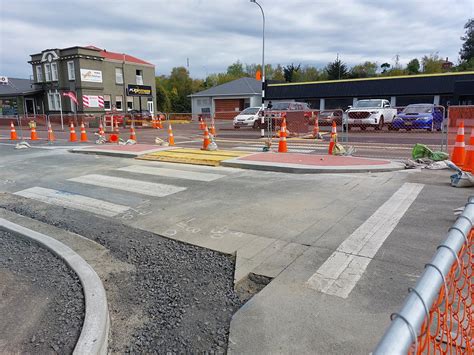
241;108;259;115
355;100;383;108
403;105;433;114
272;103;290;110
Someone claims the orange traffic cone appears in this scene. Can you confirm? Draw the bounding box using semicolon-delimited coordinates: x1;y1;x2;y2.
69;122;77;142
30;124;38;141
328;121;337;155
312;112;320;138
158;116;164;129
130;126;137;141
10;121;17;140
98;121;105;136
80;122;88;142
210;123;216;137
47;122;55;142
451;121;466;167
152;117;158;129
278;117;288;153
199;118;206;130
168;123;175;146
202;125;210;150
463;128;474;172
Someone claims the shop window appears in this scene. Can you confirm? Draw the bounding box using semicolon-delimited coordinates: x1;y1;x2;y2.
67;61;75;80
115;95;123;111
51;62;58;81
103;95;111;110
136;69;143;85
127;97;133;111
47;91;60;110
44;63;52;81
36;65;43;82
115;68;123;84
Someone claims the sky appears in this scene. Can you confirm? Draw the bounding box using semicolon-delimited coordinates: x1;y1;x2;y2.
0;0;472;79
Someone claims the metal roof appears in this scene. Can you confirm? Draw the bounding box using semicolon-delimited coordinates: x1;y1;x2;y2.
0;78;41;97
266;72;474;99
190;77;261;97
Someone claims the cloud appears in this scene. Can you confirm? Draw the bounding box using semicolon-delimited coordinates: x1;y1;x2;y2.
0;0;472;79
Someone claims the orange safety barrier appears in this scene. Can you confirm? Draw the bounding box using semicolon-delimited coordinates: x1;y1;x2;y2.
413;229;473;355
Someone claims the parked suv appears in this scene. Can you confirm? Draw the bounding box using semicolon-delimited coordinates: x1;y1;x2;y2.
345;99;397;130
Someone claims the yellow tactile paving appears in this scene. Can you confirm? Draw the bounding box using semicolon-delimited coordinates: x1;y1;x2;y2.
136;148;250;166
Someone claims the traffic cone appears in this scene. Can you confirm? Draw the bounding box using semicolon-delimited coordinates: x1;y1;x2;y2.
152;117;158;129
202;125;210;150
130;125;137;141
30;124;38;141
451;121;466;168
168;123;175;146
69;122;77;142
98;121;105;137
199;118;206;130
463;128;474;172
328;121;337;155
158;116;164;129
10;121;17;140
210;123;216;137
80;122;88;142
47;122;55;142
278;117;288;153
312;112;320;138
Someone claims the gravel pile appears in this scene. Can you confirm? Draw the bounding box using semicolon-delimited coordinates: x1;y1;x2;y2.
0;229;84;354
0;193;243;353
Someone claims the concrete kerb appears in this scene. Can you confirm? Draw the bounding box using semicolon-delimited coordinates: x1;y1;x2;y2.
69;146;179;158
221;157;405;174
0;217;109;355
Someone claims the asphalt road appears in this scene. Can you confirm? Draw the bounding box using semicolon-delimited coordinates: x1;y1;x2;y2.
1;119;446;160
0;144;469;353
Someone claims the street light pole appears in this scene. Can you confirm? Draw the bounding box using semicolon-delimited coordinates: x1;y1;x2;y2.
250;0;265;138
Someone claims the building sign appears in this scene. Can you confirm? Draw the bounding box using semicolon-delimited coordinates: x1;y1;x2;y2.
80;69;103;83
127;84;152;96
83;95;104;108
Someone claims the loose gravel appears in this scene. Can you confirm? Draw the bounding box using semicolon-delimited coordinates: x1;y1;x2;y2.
0;229;84;354
0;193;243;353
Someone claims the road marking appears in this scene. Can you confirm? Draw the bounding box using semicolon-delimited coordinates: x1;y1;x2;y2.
15;187;130;217
68;174;186;197
117;165;225;182
306;182;424;298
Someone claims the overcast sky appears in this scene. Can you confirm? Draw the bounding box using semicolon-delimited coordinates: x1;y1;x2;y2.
0;0;472;79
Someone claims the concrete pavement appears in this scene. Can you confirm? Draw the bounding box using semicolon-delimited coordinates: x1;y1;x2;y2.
0;144;468;353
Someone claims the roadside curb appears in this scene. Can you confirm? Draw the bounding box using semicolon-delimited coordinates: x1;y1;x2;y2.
221;157;405;174
0;217;109;355
70;146;178;158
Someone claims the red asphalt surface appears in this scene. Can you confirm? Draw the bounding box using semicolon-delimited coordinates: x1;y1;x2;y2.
238;152;391;166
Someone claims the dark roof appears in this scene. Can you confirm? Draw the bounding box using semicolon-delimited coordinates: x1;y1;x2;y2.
266;72;474;100
0;78;41;96
190;77;261;97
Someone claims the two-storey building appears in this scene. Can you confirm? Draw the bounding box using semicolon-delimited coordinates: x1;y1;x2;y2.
28;46;156;115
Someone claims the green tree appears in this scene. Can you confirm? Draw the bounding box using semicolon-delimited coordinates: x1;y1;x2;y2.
298;66;320;82
460;18;474;62
348;61;378;78
380;62;391;73
283;63;301;82
155;80;171;112
406;58;420;74
421;53;443;73
325;58;348;80
226;61;246;78
272;64;285;82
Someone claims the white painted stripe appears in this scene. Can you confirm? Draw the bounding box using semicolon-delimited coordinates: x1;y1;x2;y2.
117;165;225;182
68;174;186;197
15;187;129;217
307;182;424;298
454;142;465;147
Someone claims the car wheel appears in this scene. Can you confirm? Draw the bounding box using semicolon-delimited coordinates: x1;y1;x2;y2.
375;116;384;130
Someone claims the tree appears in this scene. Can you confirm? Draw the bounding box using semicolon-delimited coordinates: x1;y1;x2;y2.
421;53;443;73
226;61;246;78
380;62;391;73
283;63;301;82
298;66;320;82
406;58;420;74
272;64;285;82
325;58;348;80
155;80;171;112
348;61;378;78
460;18;474;63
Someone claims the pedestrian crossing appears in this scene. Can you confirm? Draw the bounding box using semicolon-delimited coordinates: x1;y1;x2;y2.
13;163;228;216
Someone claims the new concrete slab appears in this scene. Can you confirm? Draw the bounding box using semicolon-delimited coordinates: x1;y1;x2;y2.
70;144;178;158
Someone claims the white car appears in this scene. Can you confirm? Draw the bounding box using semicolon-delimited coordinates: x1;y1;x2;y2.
233;107;262;129
345;99;397;130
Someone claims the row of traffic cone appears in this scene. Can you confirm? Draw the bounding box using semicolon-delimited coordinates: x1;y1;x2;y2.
451;121;474;172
